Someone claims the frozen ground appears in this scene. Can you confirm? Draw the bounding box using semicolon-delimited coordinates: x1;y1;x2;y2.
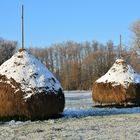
1;91;140;139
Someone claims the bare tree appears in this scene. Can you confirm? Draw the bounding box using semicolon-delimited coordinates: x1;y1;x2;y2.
130;19;140;49
0;39;17;65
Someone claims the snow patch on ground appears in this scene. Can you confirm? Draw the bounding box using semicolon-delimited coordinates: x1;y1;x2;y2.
96;59;140;88
0;50;62;98
64;91;140;118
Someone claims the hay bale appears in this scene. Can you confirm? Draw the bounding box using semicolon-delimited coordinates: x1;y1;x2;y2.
92;59;140;106
0;50;65;120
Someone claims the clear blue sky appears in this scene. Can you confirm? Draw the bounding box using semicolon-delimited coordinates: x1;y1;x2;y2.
0;0;140;48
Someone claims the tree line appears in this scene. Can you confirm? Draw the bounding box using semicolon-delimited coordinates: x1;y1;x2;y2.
29;40;140;90
0;19;140;90
29;41;117;90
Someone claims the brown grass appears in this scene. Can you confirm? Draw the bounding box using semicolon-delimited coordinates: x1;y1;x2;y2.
92;82;140;105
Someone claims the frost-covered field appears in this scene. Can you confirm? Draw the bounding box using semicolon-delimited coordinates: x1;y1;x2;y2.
1;91;140;140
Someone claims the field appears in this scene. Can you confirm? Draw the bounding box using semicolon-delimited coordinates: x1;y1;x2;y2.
0;91;140;140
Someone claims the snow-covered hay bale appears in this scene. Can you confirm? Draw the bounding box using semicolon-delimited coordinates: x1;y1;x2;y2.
92;59;140;106
0;50;65;120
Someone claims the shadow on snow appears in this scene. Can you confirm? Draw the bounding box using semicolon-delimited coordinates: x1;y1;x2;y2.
63;106;140;118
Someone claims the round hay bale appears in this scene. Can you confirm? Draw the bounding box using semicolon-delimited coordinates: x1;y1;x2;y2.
92;59;140;106
0;50;65;120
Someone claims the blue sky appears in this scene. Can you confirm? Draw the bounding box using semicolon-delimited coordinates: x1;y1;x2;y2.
0;0;139;48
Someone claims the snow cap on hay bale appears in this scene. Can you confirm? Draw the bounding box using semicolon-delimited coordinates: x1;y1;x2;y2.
0;50;65;120
92;59;140;105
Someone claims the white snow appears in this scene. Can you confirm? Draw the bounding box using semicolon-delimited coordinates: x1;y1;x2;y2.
0;50;62;98
96;59;140;88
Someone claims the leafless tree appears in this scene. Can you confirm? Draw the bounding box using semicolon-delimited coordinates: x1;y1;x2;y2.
0;39;17;65
130;19;140;49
